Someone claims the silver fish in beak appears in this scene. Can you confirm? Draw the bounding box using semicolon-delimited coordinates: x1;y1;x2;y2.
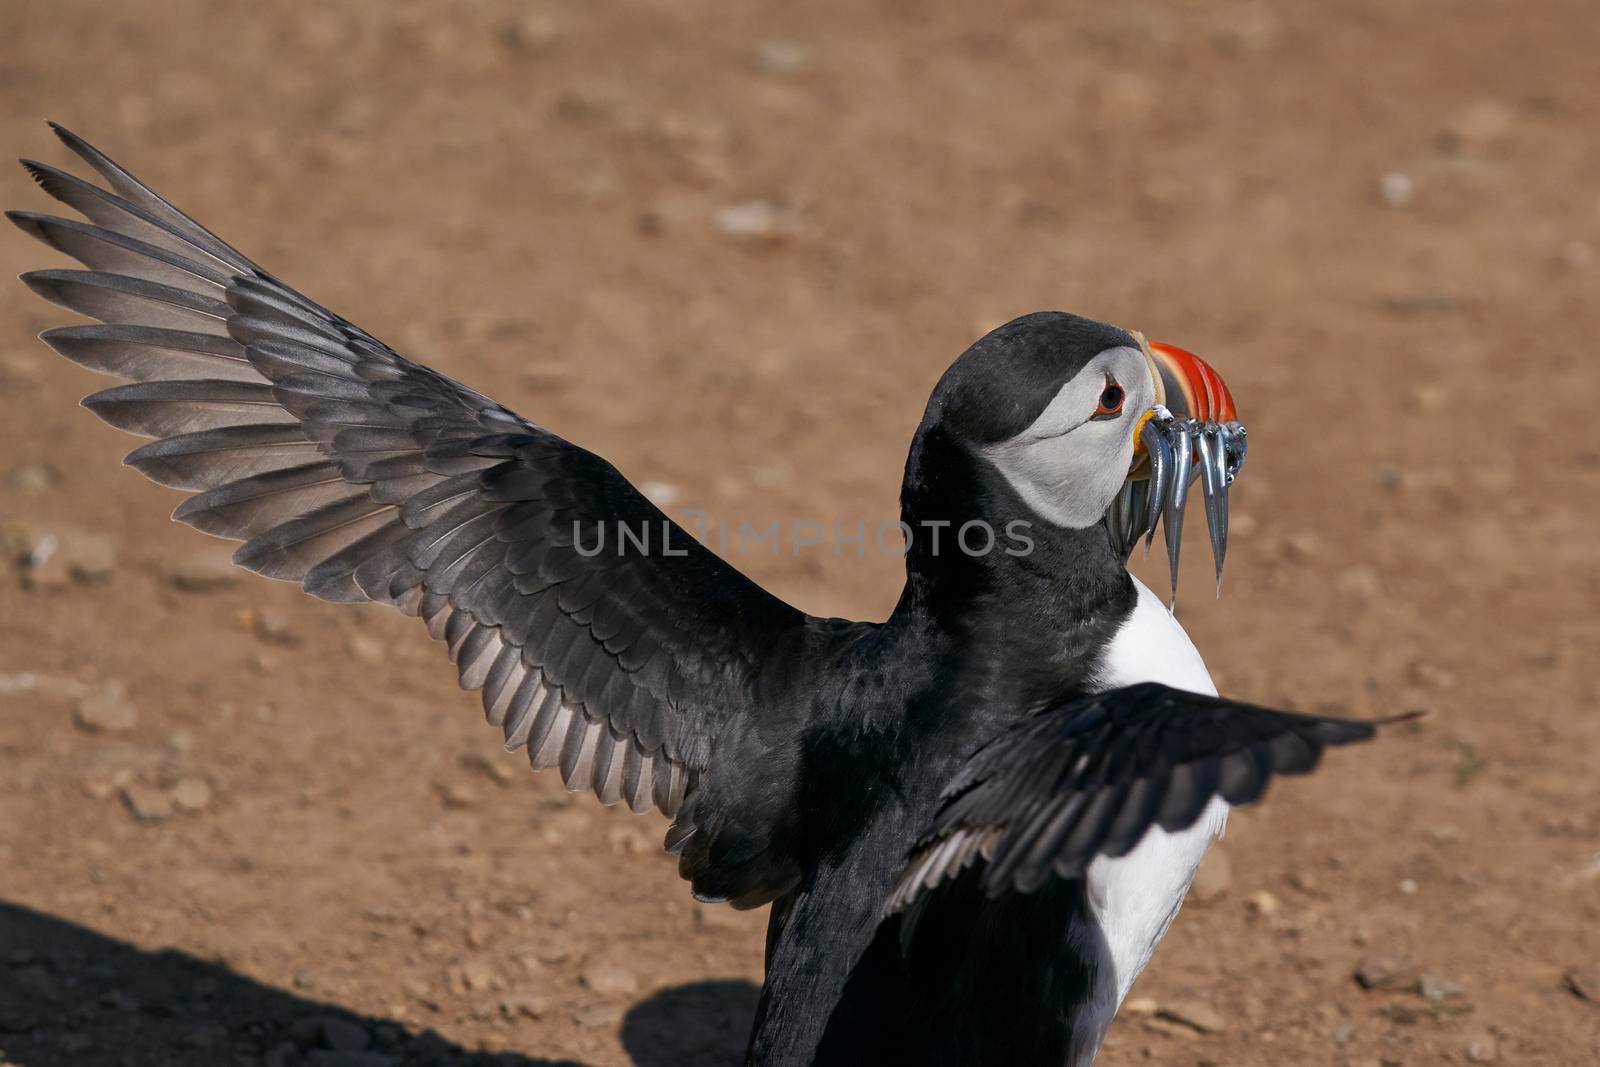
1107;337;1247;607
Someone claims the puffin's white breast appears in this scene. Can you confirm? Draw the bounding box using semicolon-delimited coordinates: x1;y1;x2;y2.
1092;574;1220;698
1065;575;1229;1064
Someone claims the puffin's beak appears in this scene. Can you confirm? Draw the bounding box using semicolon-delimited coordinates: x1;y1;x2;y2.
1110;336;1248;607
1144;340;1238;424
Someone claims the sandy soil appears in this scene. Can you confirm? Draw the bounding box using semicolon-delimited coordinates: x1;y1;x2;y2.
1;1;1598;1064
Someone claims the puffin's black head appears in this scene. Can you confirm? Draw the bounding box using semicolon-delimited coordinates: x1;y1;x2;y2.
929;312;1140;448
910;311;1246;602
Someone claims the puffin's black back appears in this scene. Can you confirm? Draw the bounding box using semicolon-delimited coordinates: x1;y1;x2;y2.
816;872;1098;1065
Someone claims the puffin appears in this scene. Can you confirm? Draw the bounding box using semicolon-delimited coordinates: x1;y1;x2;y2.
10;125;1405;1066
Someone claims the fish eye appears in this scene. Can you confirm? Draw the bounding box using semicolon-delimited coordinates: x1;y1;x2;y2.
1092;381;1125;420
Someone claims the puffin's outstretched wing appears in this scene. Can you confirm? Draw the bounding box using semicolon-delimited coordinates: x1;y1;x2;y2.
9;125;818;898
887;682;1408;912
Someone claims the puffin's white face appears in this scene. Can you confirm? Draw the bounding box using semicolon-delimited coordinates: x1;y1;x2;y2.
978;345;1156;528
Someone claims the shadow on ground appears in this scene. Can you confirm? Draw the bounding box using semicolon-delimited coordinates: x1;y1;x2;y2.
0;902;759;1067
620;980;759;1067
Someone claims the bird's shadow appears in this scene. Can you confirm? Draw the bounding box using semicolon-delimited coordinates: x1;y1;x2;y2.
619;979;759;1067
0;901;759;1067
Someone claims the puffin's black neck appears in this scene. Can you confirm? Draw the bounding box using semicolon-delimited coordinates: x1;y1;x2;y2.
889;424;1135;714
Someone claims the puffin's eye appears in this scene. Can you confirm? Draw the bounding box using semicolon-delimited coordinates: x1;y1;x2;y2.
1092;381;1125;420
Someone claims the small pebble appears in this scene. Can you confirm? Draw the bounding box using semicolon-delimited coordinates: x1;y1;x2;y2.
1406;660;1455;690
1417;973;1464;1000
21;528;117;588
251;609;295;643
401;978;435;1007
573;1003;622;1028
1446;99;1515;150
1141;1016;1197;1038
459;751;515;785
437;783;478;810
497;11;561;53
500;993;549;1020
1375;462;1406;490
458;958;496;993
121;783;173;823
1355;952;1417;991
1566;966;1600;1004
4;462;61;494
714;200;797;242
66;534;120;585
1245;889;1280;917
168;554;239;592
580;961;640;997
170;778;213;813
1280;531;1322;563
1379;172;1414;207
639;481;680;507
345;633;386;664
1463;1029;1498;1062
0;353;42;387
1156;999;1227;1034
1407;384;1449;414
74;682;138;733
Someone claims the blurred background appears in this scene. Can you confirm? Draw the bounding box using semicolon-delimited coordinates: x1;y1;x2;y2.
1;1;1597;1064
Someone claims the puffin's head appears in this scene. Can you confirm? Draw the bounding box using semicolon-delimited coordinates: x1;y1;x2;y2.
928;311;1245;603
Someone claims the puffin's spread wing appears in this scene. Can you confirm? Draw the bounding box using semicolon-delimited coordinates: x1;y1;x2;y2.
9;126;813;861
887;682;1407;912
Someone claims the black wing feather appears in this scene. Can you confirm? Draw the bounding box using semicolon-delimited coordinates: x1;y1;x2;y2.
887;682;1409;913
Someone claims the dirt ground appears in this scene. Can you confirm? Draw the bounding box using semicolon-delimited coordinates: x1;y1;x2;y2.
1;1;1597;1064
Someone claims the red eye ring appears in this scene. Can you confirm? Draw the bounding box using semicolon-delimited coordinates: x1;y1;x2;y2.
1093;381;1125;419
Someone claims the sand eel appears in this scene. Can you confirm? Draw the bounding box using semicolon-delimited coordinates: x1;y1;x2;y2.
10;124;1407;1066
